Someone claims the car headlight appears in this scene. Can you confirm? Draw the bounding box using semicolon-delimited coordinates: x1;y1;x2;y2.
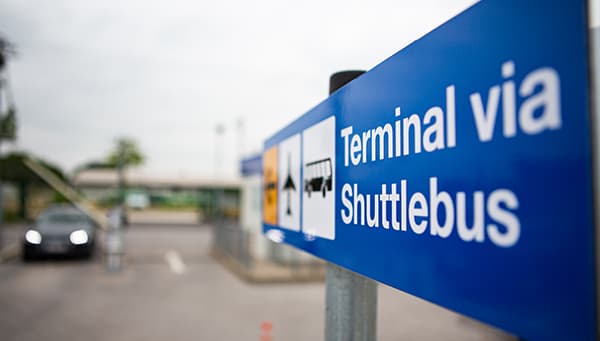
69;230;88;245
25;230;42;244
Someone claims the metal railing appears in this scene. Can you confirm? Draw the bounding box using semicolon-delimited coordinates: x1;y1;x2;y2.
211;219;253;268
211;219;324;272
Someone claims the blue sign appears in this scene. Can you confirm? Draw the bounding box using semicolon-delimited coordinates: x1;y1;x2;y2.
262;1;595;340
240;154;262;177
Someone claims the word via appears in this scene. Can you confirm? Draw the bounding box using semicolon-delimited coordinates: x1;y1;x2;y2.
470;61;561;141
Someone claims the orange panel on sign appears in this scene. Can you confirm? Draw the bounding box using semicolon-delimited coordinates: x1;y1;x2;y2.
263;146;278;225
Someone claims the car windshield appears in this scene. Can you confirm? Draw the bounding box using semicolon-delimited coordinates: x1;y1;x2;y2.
39;213;88;224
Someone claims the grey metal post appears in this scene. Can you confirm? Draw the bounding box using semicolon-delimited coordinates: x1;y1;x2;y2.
0;77;4;247
0;141;3;248
588;2;600;337
105;206;124;272
325;71;377;341
0;82;6;248
326;264;378;341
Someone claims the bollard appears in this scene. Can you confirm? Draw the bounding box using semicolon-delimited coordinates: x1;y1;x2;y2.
105;205;125;272
325;70;377;341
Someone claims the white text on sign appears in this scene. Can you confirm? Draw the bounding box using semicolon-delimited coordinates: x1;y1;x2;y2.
339;61;561;248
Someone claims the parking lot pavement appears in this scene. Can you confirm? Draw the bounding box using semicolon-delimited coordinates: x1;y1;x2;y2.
2;223;25;244
0;224;26;262
0;223;514;341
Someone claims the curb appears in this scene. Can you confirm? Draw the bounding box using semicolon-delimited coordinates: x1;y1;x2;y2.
210;248;325;284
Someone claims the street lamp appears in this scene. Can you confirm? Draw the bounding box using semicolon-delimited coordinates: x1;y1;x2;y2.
214;124;225;178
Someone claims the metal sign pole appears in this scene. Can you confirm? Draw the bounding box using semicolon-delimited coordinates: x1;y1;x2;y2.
325;264;377;341
0;140;3;248
588;0;600;337
325;71;377;341
0;77;5;247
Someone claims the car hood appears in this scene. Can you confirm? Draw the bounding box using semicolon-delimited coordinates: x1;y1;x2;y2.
33;222;94;237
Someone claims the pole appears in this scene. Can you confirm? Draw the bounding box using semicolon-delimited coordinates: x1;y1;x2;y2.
0;139;3;248
0;77;5;248
215;124;225;178
105;206;124;272
588;0;600;337
325;70;377;341
236;117;245;177
325;264;377;341
117;145;127;226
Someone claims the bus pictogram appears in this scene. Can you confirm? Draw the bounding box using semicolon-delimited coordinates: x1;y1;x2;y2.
304;157;332;198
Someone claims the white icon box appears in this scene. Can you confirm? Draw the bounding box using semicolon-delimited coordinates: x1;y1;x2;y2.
277;134;301;231
302;116;336;240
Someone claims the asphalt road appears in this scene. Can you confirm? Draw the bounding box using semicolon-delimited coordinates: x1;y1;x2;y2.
0;223;515;341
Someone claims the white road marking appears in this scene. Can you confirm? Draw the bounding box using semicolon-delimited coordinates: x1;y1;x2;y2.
164;250;186;275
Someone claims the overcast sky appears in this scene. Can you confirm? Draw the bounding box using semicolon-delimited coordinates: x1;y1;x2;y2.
8;0;587;179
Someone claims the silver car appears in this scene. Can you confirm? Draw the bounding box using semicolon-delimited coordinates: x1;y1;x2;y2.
22;205;96;260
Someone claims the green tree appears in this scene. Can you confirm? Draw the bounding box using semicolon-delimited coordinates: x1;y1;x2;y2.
0;35;16;141
106;137;144;215
0;107;15;140
0;35;15;71
0;34;16;232
0;152;67;219
0;152;66;182
107;137;145;168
